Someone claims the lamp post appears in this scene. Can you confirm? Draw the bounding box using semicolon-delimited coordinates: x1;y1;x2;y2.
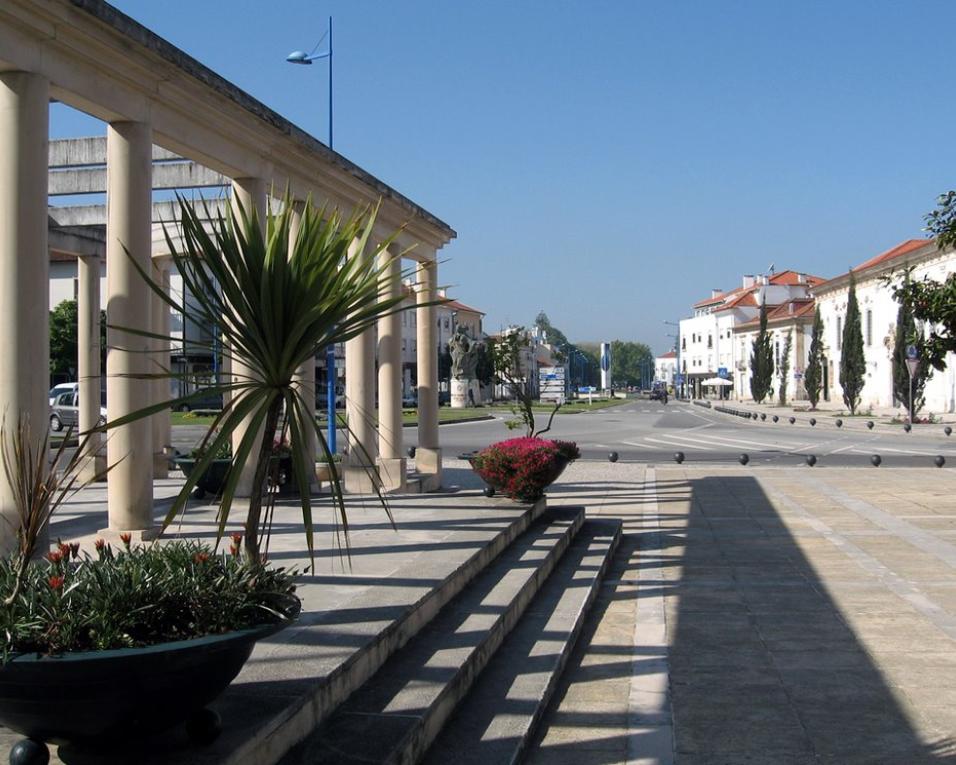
287;18;336;452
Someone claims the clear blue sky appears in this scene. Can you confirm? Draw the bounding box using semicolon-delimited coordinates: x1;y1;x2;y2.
52;1;956;354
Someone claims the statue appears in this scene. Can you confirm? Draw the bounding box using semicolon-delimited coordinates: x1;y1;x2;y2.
448;327;479;380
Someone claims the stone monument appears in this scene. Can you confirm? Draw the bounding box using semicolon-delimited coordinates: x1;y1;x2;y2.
448;327;480;408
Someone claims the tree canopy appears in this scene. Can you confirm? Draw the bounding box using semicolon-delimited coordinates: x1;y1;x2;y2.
839;271;866;414
749;302;774;403
804;307;825;410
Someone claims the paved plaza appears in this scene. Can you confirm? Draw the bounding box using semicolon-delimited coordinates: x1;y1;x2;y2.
4;453;956;763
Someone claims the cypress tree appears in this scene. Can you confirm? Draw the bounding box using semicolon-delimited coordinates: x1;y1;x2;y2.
839;271;866;414
749;302;774;403
892;275;931;421
804;307;824;410
778;330;792;406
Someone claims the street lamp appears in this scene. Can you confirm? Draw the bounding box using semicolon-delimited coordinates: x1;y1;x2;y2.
287;17;337;451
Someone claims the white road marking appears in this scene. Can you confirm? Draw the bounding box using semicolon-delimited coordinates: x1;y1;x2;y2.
620;440;660;450
643;436;710;451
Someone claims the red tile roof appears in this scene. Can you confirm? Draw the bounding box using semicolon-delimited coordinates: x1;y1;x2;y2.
444;299;485;315
734;299;815;330
719;291;758;309
767;270;826;287
853;238;932;272
657;350;677;359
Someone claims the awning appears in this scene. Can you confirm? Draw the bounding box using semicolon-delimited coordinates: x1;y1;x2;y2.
702;377;733;386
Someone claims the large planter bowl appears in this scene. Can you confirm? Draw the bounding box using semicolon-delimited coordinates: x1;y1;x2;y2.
0;618;292;757
173;456;231;499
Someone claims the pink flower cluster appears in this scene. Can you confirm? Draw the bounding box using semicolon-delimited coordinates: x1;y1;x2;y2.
471;437;579;501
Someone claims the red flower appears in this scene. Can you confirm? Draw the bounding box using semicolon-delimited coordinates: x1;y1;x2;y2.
45;550;65;564
231;533;243;545
471;437;578;501
229;544;240;557
48;575;65;591
119;533;132;549
69;542;80;559
57;542;70;556
193;552;210;564
94;538;106;551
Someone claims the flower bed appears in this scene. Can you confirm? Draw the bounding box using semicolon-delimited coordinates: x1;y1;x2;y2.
470;437;580;501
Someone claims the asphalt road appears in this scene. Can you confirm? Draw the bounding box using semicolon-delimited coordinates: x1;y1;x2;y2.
404;399;956;469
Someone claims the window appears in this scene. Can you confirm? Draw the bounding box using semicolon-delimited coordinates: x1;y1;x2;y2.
707;334;713;349
682;338;686;350
836;317;842;350
866;310;872;347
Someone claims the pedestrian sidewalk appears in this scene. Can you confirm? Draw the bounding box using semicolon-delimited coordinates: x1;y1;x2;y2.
693;396;956;433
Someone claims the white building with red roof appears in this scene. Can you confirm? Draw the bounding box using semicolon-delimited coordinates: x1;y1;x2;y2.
679;271;824;398
811;239;956;414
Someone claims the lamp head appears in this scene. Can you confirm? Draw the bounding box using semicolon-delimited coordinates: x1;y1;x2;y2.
286;51;313;65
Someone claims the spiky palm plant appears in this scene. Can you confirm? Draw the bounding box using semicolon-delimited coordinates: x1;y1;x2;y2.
114;194;425;564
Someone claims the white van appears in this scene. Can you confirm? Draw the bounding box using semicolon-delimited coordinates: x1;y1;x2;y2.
49;382;79;406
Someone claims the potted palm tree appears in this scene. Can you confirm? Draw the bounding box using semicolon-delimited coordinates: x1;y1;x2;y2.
0;194;429;763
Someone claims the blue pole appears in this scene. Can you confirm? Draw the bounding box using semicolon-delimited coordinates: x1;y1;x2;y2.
325;16;336;454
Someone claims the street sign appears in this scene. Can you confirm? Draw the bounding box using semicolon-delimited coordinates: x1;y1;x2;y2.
906;358;920;378
578;386;596;393
906;344;918;361
675;374;684;384
717;367;728;379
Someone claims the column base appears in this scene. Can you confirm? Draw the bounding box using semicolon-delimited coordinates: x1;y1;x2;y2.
96;526;162;544
153;452;169;479
377;457;407;493
78;453;108;484
414;447;442;492
342;464;382;494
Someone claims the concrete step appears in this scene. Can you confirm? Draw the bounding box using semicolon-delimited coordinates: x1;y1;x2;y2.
422;518;622;765
278;507;585;765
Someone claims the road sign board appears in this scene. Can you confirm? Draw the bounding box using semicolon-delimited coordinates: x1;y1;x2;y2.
578;386;596;393
717;367;728;379
906;344;918;361
906;358;920;378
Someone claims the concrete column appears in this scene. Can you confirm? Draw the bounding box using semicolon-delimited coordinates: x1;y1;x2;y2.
0;72;49;550
77;254;106;481
289;201;318;485
151;259;171;478
230;178;267;496
377;245;405;491
106;120;155;537
415;258;441;489
344;237;378;491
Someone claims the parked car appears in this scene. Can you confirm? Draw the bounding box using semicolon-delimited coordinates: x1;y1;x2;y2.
50;390;107;432
174;392;223;412
402;393;418;408
49;382;78;406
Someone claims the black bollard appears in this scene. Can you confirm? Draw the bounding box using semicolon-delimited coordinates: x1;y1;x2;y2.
809;418;816;427
946;426;953;437
674;451;685;464
739;453;750;465
789;416;796;424
806;454;817;467
866;421;874;430
407;446;416;458
935;456;946;468
871;454;882;467
772;415;779;423
483;486;496;497
608;451;619;463
760;413;767;421
903;423;912;433
835;419;843;428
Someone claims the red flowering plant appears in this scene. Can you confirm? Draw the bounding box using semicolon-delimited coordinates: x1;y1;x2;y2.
470;437;580;501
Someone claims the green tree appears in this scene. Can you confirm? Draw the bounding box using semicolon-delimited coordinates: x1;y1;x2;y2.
474;342;495;388
749;302;774;403
891;277;931;421
609;340;653;387
887;191;956;371
839;271;866;414
49;299;107;381
804;307;825;410
534;311;569;360
488;329;559;437
778;330;792;406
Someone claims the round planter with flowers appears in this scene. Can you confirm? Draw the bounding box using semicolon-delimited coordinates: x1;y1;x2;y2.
0;537;299;763
469;437;581;501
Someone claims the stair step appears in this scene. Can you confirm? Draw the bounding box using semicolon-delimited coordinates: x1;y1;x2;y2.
423;518;622;765
279;507;585;765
